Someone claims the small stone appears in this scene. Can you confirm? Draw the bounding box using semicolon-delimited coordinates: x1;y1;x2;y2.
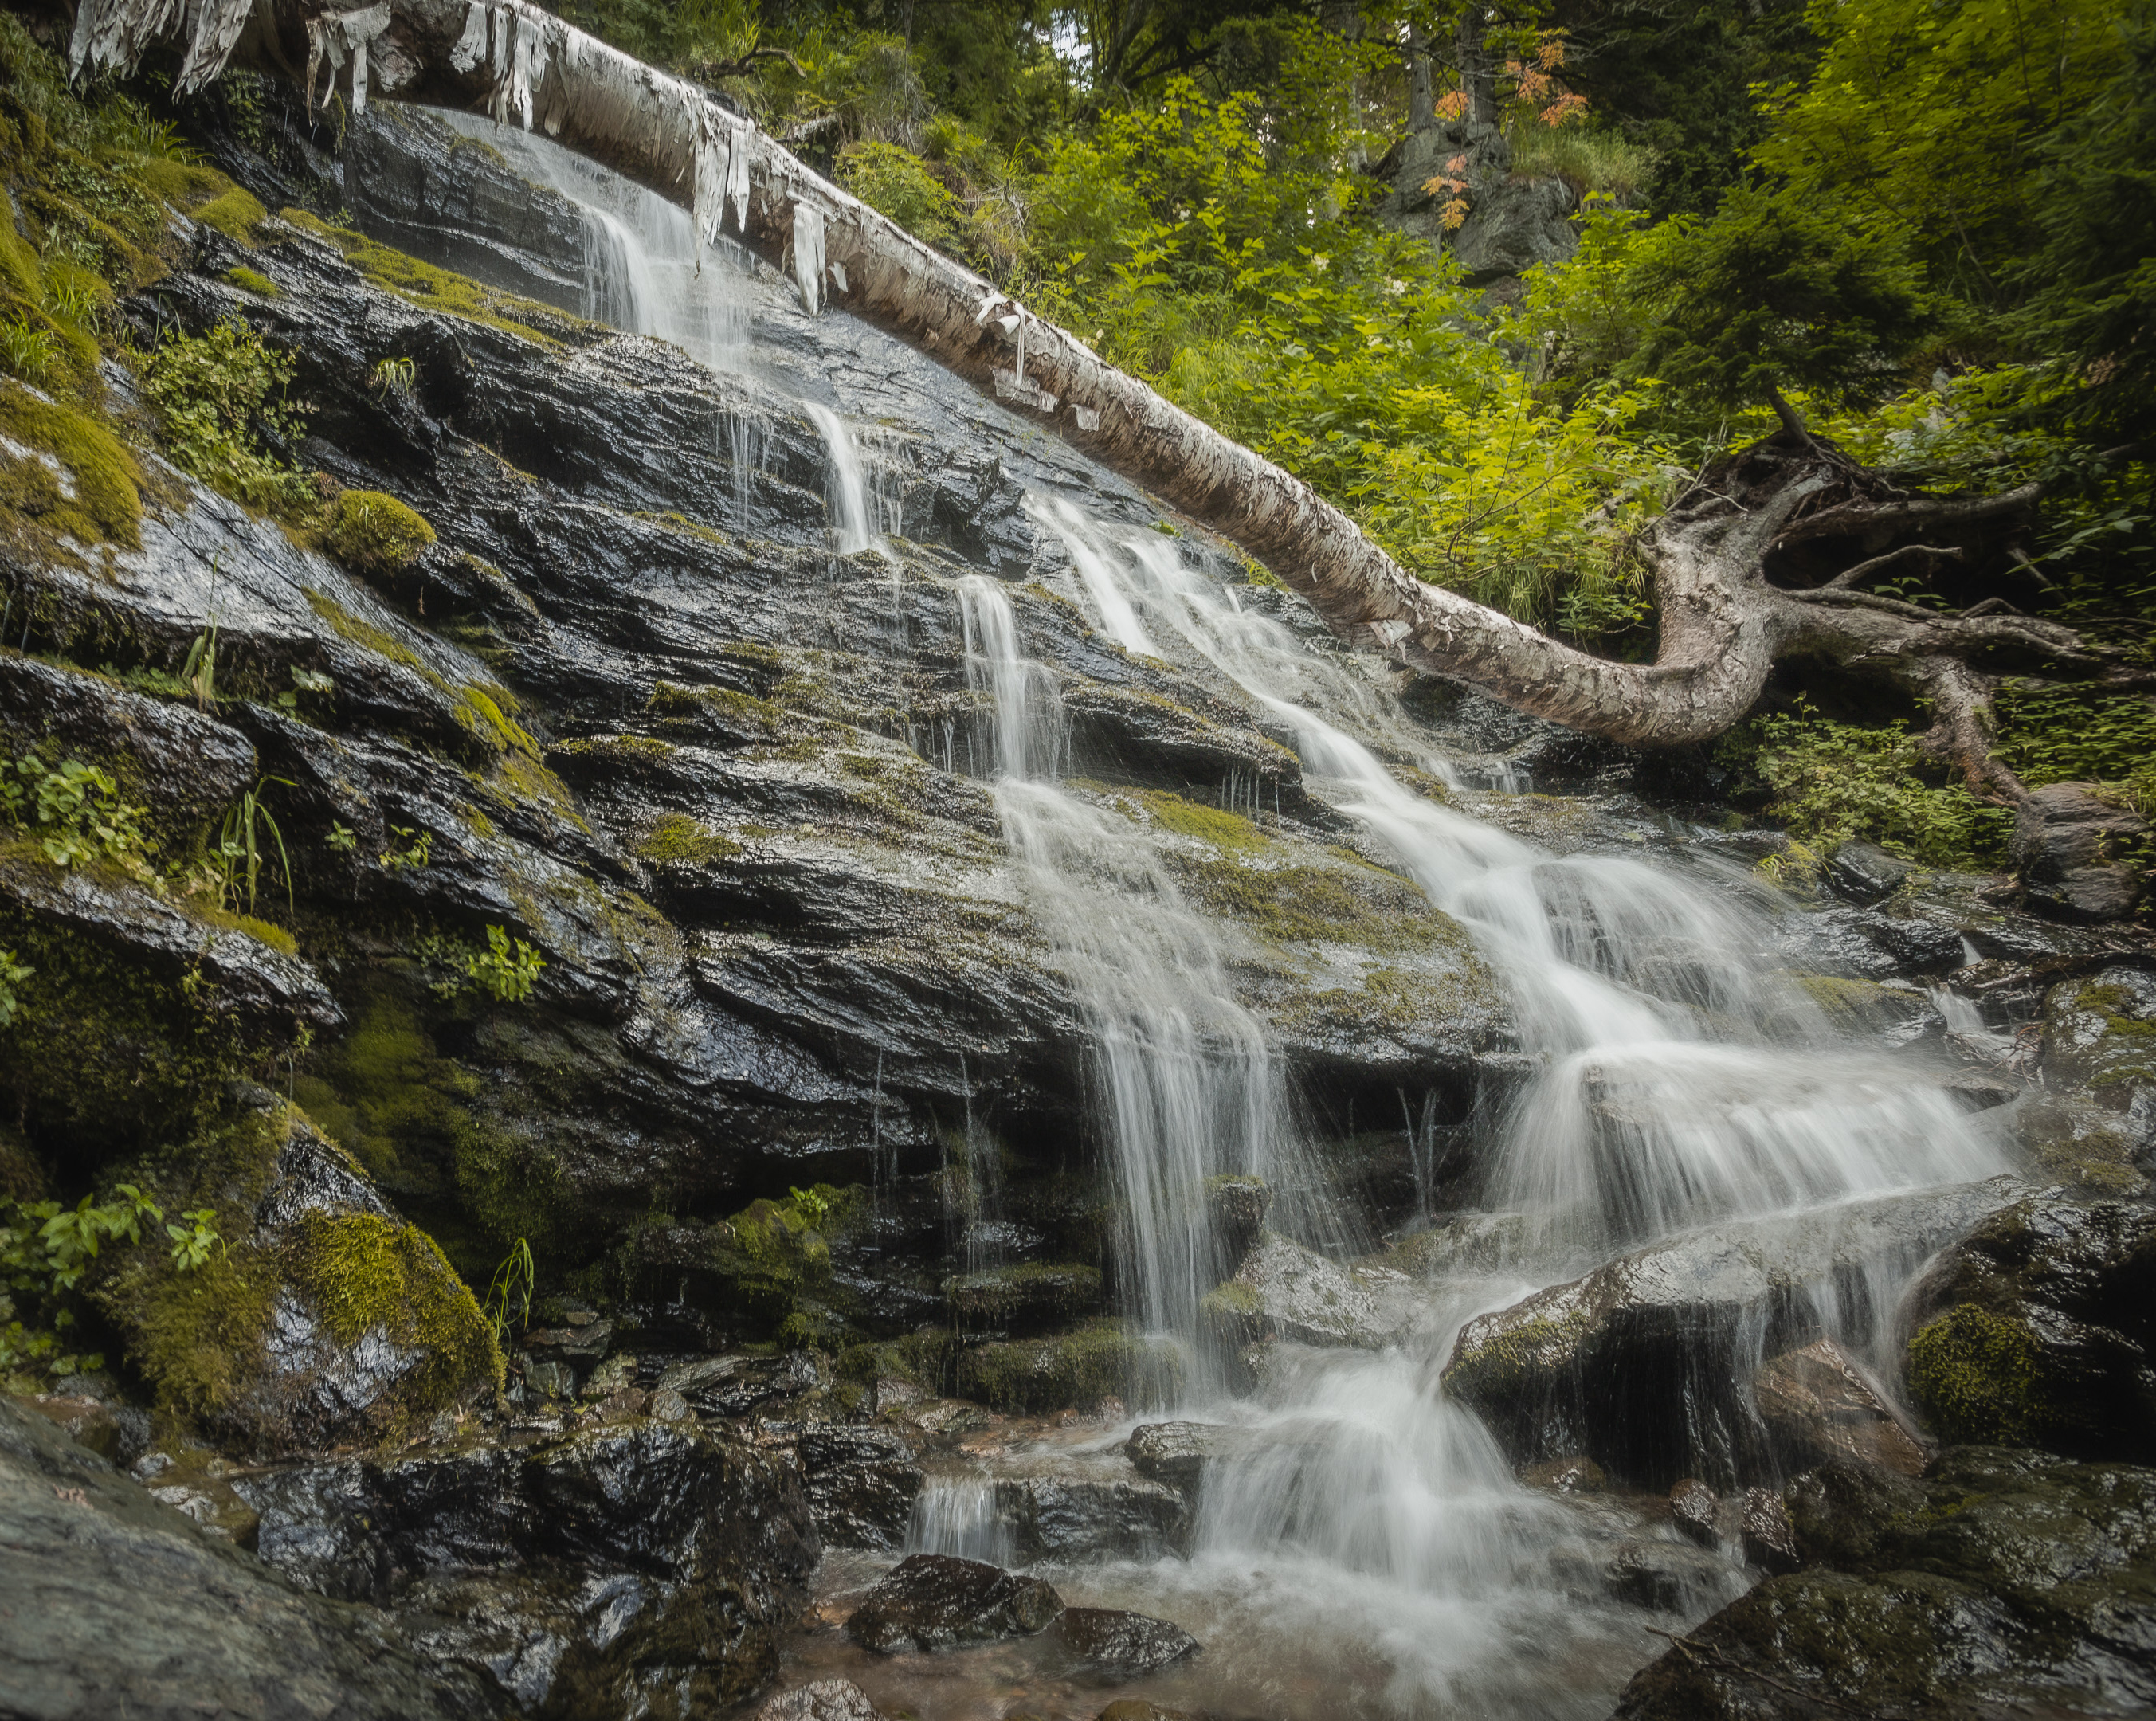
844;1554;1064;1653
1056;1605;1200;1677
754;1680;888;1721
565;1309;597;1327
594;1387;649;1424
1740;1488;1801;1574
648;1386;692;1423
1668;1477;1719;1548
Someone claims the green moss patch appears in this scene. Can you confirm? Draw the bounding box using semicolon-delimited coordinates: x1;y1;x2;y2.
286;1208;503;1404
1131;788;1271;852
190;187;269;248
636;814;743;865
0;380;144;555
955;1318;1183;1413
221;265;279;298
321;488;435;574
1907;1303;2047;1445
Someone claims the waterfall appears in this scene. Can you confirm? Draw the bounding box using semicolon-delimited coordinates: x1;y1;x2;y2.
956;574;1345;1347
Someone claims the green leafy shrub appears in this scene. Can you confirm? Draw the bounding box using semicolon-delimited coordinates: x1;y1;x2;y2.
839;140;963;248
1995;681;2156;815
1;1182;214;1381
1725;706;2013;869
0;949;27;1027
465;925;544;1003
0;752;149;872
320;488;436;574
136;318;314;515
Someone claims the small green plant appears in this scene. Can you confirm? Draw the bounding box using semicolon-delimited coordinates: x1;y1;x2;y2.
0;949;29;1027
277;664;335;714
180;618;218;711
164;1208;223;1272
466;924;543;1003
215;776;294;914
0;318;56;382
789;1186;833;1228
369;356;416;398
136;318;315;516
480;1236;535;1347
1;753;149;872
380;825;433;871
325;821;357;854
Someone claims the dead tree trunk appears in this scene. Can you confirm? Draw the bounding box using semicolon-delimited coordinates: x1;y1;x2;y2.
57;0;2126;797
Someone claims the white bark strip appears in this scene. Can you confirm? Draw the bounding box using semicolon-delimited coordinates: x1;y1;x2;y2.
64;0;2080;758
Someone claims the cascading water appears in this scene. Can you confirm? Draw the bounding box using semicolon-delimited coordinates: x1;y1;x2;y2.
423;121;2018;1718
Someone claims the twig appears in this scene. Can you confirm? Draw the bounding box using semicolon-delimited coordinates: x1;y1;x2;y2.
1821;542;1963;590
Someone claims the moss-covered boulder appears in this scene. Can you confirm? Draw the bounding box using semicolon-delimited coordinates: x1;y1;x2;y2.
1903;1196;2156;1461
320;488;436;574
943;1262;1103;1338
1611;1448;2156;1720
954;1319;1183;1414
92;1101;500;1453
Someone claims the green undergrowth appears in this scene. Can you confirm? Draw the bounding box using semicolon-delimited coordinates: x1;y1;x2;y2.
708;1185;862;1331
0;382;147;558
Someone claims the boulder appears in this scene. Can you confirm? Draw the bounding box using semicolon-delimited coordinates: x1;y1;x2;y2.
1127;1420;1252;1492
1611;1448;2156;1720
1739;1488;1800;1575
1055;1605;1201;1678
996;1472;1192;1561
1668;1477;1719;1549
754;1682;888;1721
942;1263;1104;1337
1204;1174;1271;1267
844;1554;1064;1654
1901;1195;2156;1460
1441;1178;2021;1484
234;1415;817;1713
1599;1539;1735;1613
1200;1230;1390;1350
1748;1338;1926;1476
2014;783;2147;922
2023;966;2156;1193
0;1397;498;1720
797;1425;923;1551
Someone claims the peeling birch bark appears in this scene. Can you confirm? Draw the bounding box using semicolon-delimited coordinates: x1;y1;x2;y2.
56;0;2119;778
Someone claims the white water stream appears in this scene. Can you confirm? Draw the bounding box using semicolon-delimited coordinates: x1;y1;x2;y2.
429;119;2014;1719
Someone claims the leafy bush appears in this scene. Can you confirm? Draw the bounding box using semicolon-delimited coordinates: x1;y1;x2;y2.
136;317;314;514
1727;706;2013;869
466;925;544;1003
1995;681;2156;814
1;1182;214;1380
0;752;148;872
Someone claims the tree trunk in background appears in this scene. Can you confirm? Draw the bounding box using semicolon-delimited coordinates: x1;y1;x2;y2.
1454;3;1498;130
1406;22;1434;131
50;0;2115;784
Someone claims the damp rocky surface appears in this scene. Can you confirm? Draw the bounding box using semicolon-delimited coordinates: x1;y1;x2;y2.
2;76;2155;1721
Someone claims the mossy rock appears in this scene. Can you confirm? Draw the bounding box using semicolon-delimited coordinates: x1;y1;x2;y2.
0;380;146;561
1906;1303;2048;1445
954;1319;1184;1413
321;488;436;574
191;186;269;247
943;1263;1104;1335
285;1208;502;1403
636;813;742;866
704;1186;861;1331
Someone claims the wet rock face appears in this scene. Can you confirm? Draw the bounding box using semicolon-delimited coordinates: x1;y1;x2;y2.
0;1398;501;1721
234;1415;817;1714
996;1472;1193;1562
1902;1195;2156;1461
1612;1448;2156;1720
1441;1178;2023;1485
796;1425;923;1550
1054;1606;1201;1678
1748;1338;1927;1476
844;1554;1064;1653
1199;1229;1397;1352
2014;782;2148;923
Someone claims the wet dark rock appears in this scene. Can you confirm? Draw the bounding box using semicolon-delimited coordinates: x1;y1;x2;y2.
943;1263;1104;1338
17;1394;154;1472
843;1553;1064;1653
1600;1539;1734;1613
1822;840;1919;908
1442;1178;2023;1485
1612;1448;2156;1720
1749;1337;1927;1476
1739;1488;1801;1574
1519;1455;1607;1495
1055;1605;1201;1678
235;1415;817;1713
1096;1703;1195;1721
797;1425;923;1551
2021;966;2156;1194
1203;1175;1271;1268
658;1351;825;1418
1901;1195;2156;1460
754;1681;891;1721
1772;902;1969;980
0;1397;500;1719
996;1471;1193;1561
2015;782;2148;923
1127;1421;1246;1492
0;655;257;841
1668;1478;1719;1548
